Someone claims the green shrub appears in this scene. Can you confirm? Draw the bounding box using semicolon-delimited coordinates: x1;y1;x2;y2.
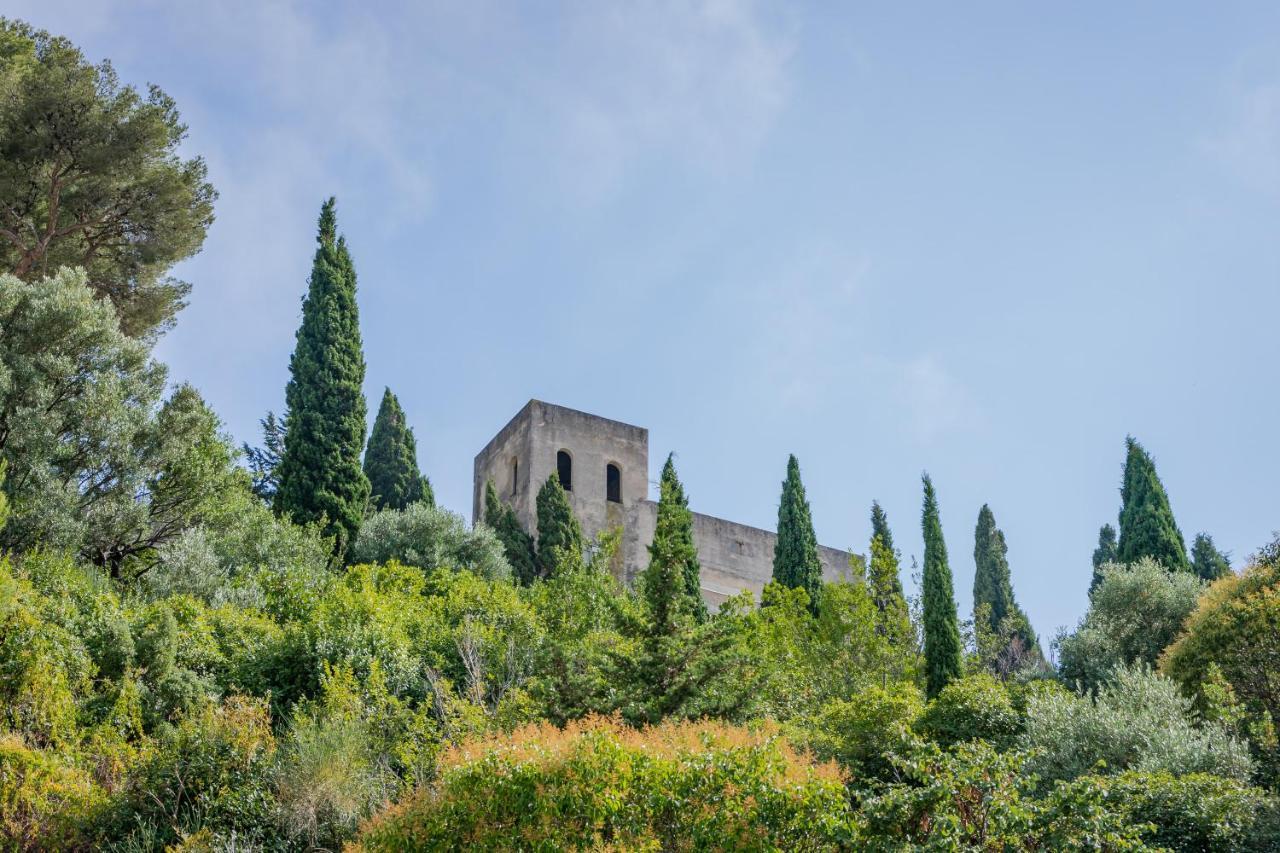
802;683;924;782
1104;771;1279;851
915;673;1021;749
0;735;102;850
348;503;511;581
353;716;855;851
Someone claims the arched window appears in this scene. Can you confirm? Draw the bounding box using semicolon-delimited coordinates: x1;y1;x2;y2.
557;450;572;491
606;463;621;503
510;457;519;497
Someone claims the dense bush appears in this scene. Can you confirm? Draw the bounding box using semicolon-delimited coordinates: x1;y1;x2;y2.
348;502;511;581
0;735;102;850
801;683;925;782
914;673;1021;750
353;716;856;851
1023;662;1253;784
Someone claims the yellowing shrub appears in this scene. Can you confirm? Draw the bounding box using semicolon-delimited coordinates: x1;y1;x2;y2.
353;715;854;851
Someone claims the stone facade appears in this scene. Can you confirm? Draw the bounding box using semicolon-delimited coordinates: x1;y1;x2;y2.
474;400;856;607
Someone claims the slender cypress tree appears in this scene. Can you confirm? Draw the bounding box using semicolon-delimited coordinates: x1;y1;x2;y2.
972;504;1039;661
868;534;911;644
484;478;537;585
772;454;823;614
274;198;369;553
1090;523;1119;594
921;474;962;698
1116;437;1189;572
536;474;583;579
364;387;433;511
1190;532;1231;582
653;454;707;621
871;500;896;556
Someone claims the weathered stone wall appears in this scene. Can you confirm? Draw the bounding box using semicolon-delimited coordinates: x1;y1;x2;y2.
475;400;858;609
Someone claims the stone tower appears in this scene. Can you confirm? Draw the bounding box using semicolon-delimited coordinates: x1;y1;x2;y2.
474;399;858;608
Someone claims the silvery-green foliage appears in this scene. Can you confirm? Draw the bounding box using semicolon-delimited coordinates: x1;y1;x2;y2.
1024;662;1253;784
349;502;511;581
146;527;265;610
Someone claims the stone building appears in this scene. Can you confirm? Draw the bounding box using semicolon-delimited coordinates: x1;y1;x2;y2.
473;400;855;608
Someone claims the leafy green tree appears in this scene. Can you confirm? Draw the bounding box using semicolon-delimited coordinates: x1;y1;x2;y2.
1190;533;1231;582
1090;523;1118;594
348;502;511;581
535;474;582;579
243;411;286;502
1117;437;1188;572
921;475;962;698
972;504;1039;668
0;20;216;338
364;388;432;511
274;199;370;555
654;454;706;622
772;454;822;614
483;478;538;585
871;500;896;556
868;534;911;647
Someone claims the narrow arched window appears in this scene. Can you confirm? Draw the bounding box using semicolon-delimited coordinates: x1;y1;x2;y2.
511;457;519;497
557;450;572;491
606;463;621;503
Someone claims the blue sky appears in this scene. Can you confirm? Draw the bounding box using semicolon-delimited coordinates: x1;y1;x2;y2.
17;1;1280;644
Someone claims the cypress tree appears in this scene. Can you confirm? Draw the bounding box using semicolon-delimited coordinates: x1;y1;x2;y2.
972;504;1039;661
868;534;911;645
1090;523;1119;594
871;500;896;556
484;478;537;585
652;454;707;622
364;387;433;511
274;198;369;554
921;474;962;698
535;473;583;579
1116;437;1189;572
1190;532;1231;582
772;454;823;614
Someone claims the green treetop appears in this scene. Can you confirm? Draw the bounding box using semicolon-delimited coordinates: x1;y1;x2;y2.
650;454;707;623
484;478;538;585
273;198;370;555
364;387;433;511
868;534;911;646
871;500;896;556
921;474;962;698
535;473;583;579
972;504;1039;666
1117;437;1189;572
771;454;823;614
1090;523;1118;594
1190;532;1231;583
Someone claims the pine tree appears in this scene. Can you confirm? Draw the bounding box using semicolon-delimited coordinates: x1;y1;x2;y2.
772;454;823;614
653;454;707;622
536;474;583;579
243;411;286;502
972;504;1039;664
1190;532;1231;582
1116;437;1189;572
921;474;962;698
871;500;896;556
364;387;433;511
868;534;911;645
274;198;370;554
1090;523;1118;594
484;478;538;585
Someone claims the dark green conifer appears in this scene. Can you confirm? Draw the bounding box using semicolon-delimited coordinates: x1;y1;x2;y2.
869;501;905;603
536;474;583;579
868;534;911;645
364;387;433;511
1116;437;1189;572
651;454;707;622
274;198;369;554
484;478;537;585
871;500;896;556
1090;523;1118;594
921;474;962;698
1190;532;1231;582
972;504;1039;661
772;454;823;614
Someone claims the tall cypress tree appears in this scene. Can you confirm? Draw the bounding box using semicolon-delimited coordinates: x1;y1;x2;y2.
536;474;583;579
772;454;823;614
484;478;538;585
1090;523;1118;594
1190;532;1231;582
972;504;1039;660
654;454;707;621
274;198;369;553
364;387;433;511
868;534;911;645
869;501;904;603
1117;437;1189;572
871;500;896;556
921;474;962;698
